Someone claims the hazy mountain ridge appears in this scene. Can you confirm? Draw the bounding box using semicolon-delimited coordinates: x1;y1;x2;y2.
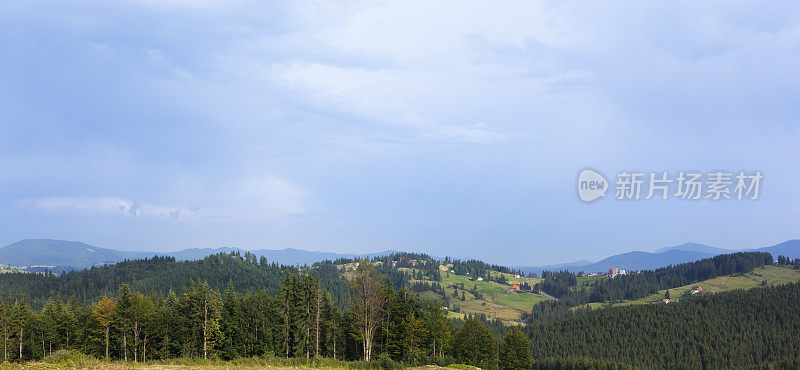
0;239;400;271
0;239;140;267
516;239;800;275
654;242;734;255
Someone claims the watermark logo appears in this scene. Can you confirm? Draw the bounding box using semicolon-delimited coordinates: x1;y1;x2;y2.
577;169;608;202
578;169;763;203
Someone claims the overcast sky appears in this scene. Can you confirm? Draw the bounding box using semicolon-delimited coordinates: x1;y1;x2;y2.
1;1;799;265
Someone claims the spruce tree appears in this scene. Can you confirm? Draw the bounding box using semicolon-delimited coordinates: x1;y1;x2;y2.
452;317;496;368
499;328;531;370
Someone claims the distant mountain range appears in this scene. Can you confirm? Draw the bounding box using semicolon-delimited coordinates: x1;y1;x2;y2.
0;239;399;272
515;240;800;275
2;238;799;276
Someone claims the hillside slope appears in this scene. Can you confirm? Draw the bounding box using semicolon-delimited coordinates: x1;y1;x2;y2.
580;264;800;309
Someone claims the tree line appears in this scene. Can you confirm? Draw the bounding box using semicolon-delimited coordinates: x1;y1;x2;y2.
0;260;533;369
777;255;800;269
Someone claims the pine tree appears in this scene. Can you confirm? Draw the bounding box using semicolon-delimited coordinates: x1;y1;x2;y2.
40;299;59;356
499;328;531;370
321;292;340;359
311;275;324;357
219;285;243;359
11;298;33;361
277;275;294;358
452;317;496;368
64;295;80;349
115;284;133;361
424;301;449;360
188;283;222;360
0;299;8;362
130;292;155;362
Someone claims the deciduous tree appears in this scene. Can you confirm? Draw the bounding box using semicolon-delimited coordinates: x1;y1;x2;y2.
349;260;385;362
93;296;116;360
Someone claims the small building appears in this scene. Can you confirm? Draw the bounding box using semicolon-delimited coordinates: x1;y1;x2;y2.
609;267;619;277
512;283;520;290
476;277;483;281
690;285;703;295
662;298;671;304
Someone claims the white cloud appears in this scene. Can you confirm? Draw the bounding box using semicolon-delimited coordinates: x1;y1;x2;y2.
20;197;191;220
18;173;308;222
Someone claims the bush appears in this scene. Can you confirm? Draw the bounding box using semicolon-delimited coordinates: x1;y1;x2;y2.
42;349;100;367
402;347;428;366
376;352;402;369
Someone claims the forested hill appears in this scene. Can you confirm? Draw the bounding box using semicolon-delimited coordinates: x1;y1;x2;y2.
0;253;310;309
524;281;800;369
0;251;448;310
0;249;782;319
1;248;799;368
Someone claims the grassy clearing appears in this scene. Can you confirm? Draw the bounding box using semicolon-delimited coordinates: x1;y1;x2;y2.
494;291;549;310
364;263;551;323
441;270;551;321
3;350;476;370
576;275;602;287
350;261;551;324
0;264;24;274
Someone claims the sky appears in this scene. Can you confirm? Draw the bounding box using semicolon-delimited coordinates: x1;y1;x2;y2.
1;1;799;266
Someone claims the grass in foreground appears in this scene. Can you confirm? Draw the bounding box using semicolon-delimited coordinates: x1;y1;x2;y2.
4;350;478;370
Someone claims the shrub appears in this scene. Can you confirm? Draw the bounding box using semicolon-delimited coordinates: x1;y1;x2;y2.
376;352;402;369
42;349;100;367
